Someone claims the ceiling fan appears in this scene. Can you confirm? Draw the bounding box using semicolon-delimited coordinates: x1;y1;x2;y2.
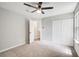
24;2;54;14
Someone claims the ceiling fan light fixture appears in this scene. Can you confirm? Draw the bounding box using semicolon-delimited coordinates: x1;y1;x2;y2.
36;9;41;13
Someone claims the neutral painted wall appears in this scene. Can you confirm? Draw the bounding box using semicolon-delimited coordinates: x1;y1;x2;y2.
41;19;52;41
40;13;73;46
0;7;29;52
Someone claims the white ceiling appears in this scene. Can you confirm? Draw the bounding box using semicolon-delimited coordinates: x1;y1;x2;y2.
0;2;77;19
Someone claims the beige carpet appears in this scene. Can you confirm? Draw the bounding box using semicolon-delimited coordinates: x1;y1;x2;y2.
0;41;76;57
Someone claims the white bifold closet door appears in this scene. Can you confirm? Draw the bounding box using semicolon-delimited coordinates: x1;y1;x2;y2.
52;19;73;46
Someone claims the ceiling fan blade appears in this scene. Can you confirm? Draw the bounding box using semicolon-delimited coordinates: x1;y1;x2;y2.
41;11;45;14
24;3;37;9
42;7;54;10
31;10;37;13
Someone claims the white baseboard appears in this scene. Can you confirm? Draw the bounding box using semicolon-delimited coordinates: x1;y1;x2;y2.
0;42;25;53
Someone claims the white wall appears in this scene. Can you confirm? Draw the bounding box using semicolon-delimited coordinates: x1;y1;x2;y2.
41;19;52;41
41;13;73;46
37;20;41;32
0;7;29;53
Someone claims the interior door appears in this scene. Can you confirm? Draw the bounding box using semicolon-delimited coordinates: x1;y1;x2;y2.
29;20;35;44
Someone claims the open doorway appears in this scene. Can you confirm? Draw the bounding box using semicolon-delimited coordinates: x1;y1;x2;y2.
29;20;40;44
